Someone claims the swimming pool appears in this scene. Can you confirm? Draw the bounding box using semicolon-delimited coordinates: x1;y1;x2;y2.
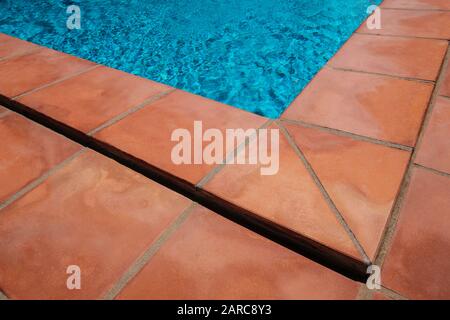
0;0;381;118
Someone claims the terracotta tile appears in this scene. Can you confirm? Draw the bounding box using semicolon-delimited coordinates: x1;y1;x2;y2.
0;150;191;299
0;33;39;59
0;47;95;98
282;68;432;146
383;167;450;299
381;0;450;10
440;62;450;97
359;10;450;39
372;291;393;300
0;113;80;203
95;90;267;185
118;206;360;299
415;97;450;174
202;123;361;260
328;34;448;81
18;66;172;133
285;123;410;259
0;105;9;116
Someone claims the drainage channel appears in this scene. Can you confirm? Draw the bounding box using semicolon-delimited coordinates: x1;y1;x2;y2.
0;94;370;283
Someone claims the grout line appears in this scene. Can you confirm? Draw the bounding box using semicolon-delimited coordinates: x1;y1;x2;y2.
440;94;450;100
0;109;12;119
280;118;413;152
276;120;371;264
374;40;450;267
87;88;177;136
379;286;409;300
0;46;41;63
196;119;274;188
0;290;8;300
11;64;101;100
355;31;449;42
0;148;86;211
413;163;450;179
325;65;435;84
103;202;198;300
382;7;450;13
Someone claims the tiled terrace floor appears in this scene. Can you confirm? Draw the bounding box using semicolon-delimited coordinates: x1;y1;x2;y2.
1;0;450;299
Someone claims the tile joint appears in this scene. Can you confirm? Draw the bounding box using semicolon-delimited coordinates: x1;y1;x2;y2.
276;120;371;264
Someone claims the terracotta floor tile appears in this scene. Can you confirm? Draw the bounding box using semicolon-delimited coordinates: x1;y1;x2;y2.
0;113;80;203
0;150;191;299
95;90;267;185
282;68;432;146
17;66;172;133
359;10;450;39
285;123;410;259
0;47;95;98
0;33;38;59
118;206;360;299
381;0;450;10
202;123;361;260
383;167;450;299
328;34;448;81
439;62;450;97
0;105;9;117
415;97;450;174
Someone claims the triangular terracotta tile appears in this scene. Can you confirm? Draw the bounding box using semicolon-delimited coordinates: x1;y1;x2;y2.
203;123;362;261
285;123;410;259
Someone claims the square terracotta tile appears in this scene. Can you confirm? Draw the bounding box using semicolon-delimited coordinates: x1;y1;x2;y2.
383;167;450;299
117;206;360;299
0;113;80;203
17;65;172;133
0;150;191;299
381;0;450;10
439;62;450;97
415;97;450;174
0;33;39;59
95;90;267;185
358;10;450;39
282;68;433;146
285;123;410;259
0;105;9;117
202;123;361;261
0;47;95;98
328;34;448;81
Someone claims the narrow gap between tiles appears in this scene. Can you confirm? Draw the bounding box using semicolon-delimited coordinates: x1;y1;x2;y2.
276;120;371;264
355;31;449;42
373;41;450;268
103;202;198;300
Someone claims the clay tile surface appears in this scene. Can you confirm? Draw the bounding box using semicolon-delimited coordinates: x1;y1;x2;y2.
95;89;267;185
382;167;450;299
282;68;433;146
415;97;450;174
0;112;80;203
0;150;191;299
328;34;448;81
0;47;95;97
17;66;173;133
284;123;410;259
0;33;39;59
381;0;450;10
202;123;362;261
117;206;360;300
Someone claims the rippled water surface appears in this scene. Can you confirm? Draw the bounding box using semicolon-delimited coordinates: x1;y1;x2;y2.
0;0;381;117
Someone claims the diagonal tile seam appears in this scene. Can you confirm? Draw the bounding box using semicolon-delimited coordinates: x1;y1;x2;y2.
196;118;274;188
275;120;371;264
87;88;177;136
0;148;86;211
414;163;450;179
0;109;11;119
11;64;101;100
280;118;413;152
355;31;449;42
0;46;41;63
325;64;435;84
103;202;198;300
373;40;450;268
356;283;409;300
440;94;450;100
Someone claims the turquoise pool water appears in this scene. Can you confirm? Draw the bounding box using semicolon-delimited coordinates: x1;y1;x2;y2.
0;0;380;118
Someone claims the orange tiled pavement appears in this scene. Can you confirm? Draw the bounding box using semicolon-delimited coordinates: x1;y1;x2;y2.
1;2;450;299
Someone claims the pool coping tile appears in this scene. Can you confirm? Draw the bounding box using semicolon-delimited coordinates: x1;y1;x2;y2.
380;0;450;11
